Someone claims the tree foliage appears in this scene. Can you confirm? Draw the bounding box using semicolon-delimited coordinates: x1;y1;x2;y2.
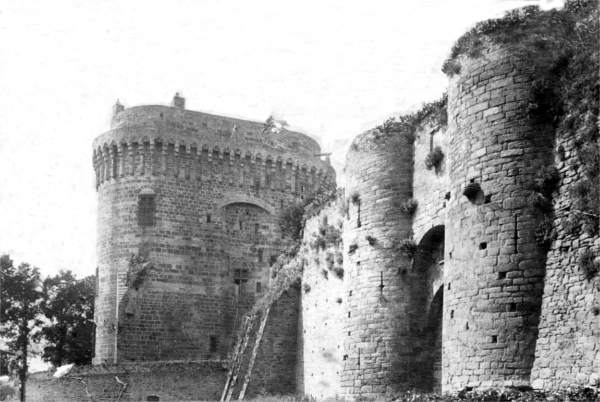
0;254;44;402
41;270;95;367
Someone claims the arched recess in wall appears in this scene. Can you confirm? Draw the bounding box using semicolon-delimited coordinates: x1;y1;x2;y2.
408;225;445;392
218;195;274;215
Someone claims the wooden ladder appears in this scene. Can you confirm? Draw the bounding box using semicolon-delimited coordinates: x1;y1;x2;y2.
221;314;256;402
237;307;270;401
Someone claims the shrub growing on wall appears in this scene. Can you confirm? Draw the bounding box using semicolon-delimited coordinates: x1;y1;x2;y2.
578;249;600;281
376;93;448;144
425;146;444;171
399;198;419;216
399;239;418;259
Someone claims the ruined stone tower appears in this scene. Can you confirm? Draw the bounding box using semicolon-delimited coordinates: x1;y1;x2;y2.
92;94;335;365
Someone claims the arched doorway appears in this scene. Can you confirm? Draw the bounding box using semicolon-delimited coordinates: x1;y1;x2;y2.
409;225;445;391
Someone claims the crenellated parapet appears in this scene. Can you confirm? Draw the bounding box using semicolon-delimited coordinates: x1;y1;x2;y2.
93;104;334;194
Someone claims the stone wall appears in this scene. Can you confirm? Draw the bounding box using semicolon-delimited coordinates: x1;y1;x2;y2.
233;285;301;398
530;117;600;388
28;361;226;402
443;43;555;390
298;203;346;399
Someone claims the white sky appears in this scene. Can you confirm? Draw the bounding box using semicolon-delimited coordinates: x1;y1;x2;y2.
0;0;563;280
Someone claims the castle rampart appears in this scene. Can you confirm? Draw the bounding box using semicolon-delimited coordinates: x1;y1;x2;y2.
443;43;555;390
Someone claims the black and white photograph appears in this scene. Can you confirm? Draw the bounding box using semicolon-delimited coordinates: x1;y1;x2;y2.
0;0;598;401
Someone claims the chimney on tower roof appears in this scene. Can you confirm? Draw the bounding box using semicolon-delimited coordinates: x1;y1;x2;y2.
172;93;185;109
112;99;124;117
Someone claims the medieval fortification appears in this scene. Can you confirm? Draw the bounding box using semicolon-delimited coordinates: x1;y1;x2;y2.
29;3;599;401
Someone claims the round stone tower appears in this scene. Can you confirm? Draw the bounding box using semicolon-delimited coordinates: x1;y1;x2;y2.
443;44;555;390
341;130;414;399
92;94;335;364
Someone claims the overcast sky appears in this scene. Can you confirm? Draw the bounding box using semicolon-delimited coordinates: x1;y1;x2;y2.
0;0;563;280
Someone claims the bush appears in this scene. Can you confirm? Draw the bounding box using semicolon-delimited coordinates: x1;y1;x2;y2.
125;247;152;289
399;198;419;216
534;216;556;248
425;146;445;171
399;239;418;259
579;249;599;280
528;191;553;214
534;165;560;194
376;93;448;145
332;267;344;280
349;190;360;205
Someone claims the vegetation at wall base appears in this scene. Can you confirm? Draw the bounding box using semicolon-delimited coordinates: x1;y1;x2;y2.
243;386;600;401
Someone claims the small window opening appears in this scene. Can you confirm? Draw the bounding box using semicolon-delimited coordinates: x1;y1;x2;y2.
147;397;160;402
479;242;487;250
509;303;517;312
465;322;469;330
445;192;451;200
498;272;507;279
255;223;259;234
301;185;305;193
348;331;351;336
343;355;348;361
450;310;454;319
349;290;352;296
491;335;498;343
239;221;243;230
138;194;156;226
209;336;218;353
348;312;351;318
484;194;492;204
206;214;212;223
258;249;263;262
447;283;451;290
234;269;249;296
255;179;260;191
256;282;262;293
